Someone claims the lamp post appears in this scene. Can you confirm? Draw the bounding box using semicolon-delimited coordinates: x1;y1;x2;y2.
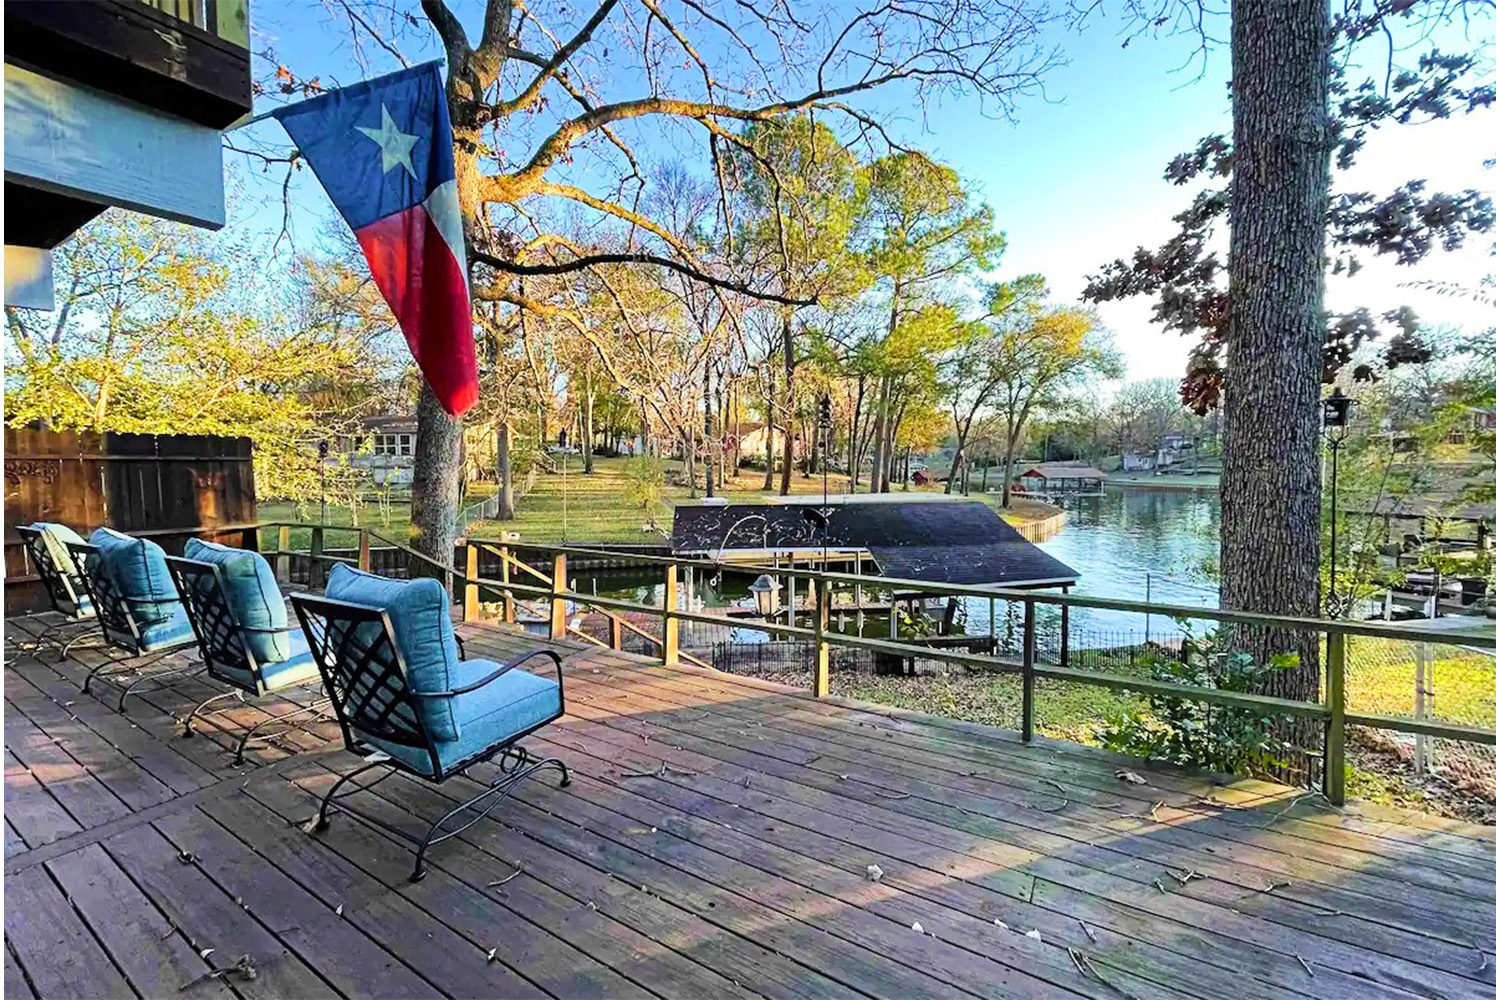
1322;388;1357;617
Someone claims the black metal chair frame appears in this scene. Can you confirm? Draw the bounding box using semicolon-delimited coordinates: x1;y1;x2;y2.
10;526;108;662
291;592;569;882
165;555;334;764
66;541;202;711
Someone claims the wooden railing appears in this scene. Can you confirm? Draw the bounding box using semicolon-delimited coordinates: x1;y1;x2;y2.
242;522;1496;806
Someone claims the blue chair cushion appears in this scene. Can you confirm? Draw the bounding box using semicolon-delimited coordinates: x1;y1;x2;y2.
324;564;461;740
32;522;87;579
361;658;562;777
31;522;94;619
185;538;290;663
89;527;176;625
211;630;320;694
102;602;196;656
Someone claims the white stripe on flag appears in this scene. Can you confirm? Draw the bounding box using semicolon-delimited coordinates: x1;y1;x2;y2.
422;179;468;275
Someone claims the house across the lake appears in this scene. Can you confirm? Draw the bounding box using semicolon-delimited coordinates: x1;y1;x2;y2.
1013;462;1108;495
332;415;418;486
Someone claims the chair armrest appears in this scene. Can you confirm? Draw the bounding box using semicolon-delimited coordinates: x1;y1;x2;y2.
410;649;564;699
119;593;183;607
240;624;302;635
455;634;466;659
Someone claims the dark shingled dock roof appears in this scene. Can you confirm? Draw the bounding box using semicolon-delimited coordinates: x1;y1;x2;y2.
670;500;1079;588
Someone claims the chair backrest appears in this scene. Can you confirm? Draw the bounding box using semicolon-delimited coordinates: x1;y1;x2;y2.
290;593;440;772
165;556;258;691
66;541;144;651
17;525;86;616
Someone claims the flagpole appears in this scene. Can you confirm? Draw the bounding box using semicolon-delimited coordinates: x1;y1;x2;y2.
225;59;445;132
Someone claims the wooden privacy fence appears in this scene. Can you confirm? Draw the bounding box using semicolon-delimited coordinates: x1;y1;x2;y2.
3;427;255;613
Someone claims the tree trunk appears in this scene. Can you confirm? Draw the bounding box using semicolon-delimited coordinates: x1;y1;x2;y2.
497;420;515;520
779;311;795;496
581;366;595;474
763;393;775;490
703;363;716;498
411;384;463;561
409;81;485;566
1223;0;1330;776
1000;431;1020;508
945;429;968;495
849;377;864;490
869;378;888;494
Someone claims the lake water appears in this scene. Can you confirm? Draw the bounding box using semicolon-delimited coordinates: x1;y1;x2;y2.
567;486;1223;653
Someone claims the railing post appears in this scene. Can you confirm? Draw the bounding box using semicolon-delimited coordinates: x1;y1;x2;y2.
549;553;568;640
1059;595;1070;669
358;529;371;571
1324;630;1347;806
662;564;680;666
812;577;831;698
276;525;290;583
1021;599;1036;743
309;525;326;590
500;546;516;624
609;613;623;651
463;540;479;622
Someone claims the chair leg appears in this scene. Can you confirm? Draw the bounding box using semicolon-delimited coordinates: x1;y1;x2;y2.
115;657;202;713
309;758;390;835
182;689;245;738
410;750;569;883
57;631;107;662
233;698;333;764
82;652;139;695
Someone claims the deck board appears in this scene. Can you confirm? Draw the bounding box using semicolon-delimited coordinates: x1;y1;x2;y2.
4;616;1494;1000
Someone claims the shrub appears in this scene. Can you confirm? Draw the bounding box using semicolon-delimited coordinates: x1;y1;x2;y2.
1095;626;1301;778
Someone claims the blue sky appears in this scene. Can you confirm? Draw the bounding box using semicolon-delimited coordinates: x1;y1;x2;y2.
231;3;1495;386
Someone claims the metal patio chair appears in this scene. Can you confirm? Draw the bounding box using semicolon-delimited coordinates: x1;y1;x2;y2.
66;540;201;711
11;524;106;661
166;554;332;763
291;578;569;883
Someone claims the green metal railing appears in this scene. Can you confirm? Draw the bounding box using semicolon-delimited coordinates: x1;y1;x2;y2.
231;521;1495;806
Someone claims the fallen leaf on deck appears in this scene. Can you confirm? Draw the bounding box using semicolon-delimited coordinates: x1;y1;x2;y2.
335;903;344;917
910;922;924;934
486;948;498;963
866;864;884;882
1114;769;1147;785
1025;929;1042;942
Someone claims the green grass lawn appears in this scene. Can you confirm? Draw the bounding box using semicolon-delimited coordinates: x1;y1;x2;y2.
1344;635;1496;728
834;672;1146;745
254;499;411;551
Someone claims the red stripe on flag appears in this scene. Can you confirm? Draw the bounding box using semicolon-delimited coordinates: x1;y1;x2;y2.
356;206;478;416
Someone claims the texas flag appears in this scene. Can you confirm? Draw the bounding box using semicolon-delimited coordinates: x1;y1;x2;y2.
274;62;478;416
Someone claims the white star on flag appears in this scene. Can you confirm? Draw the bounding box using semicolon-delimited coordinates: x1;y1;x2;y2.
356;103;419;178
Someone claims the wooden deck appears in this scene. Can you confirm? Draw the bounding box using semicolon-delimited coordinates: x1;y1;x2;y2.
4;613;1495;1000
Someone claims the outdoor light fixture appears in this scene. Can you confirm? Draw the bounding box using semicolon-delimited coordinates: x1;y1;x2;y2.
1323;388;1359;618
1322;388;1355;431
748;574;781;617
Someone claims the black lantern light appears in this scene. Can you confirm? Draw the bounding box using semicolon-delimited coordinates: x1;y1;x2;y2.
1322;388;1355;432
